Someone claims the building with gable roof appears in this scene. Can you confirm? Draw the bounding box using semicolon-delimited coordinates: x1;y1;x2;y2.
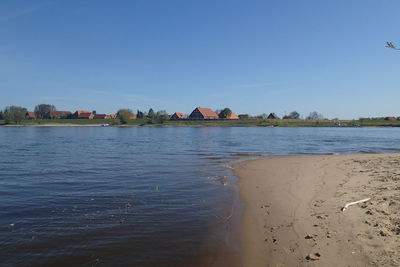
189;107;219;120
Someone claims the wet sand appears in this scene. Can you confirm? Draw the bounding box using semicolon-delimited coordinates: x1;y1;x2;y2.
234;154;400;266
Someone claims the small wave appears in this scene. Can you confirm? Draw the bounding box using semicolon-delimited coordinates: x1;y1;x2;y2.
382;148;400;152
230;153;266;157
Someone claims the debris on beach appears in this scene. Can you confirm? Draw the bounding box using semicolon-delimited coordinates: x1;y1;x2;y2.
306;252;321;261
341;198;371;211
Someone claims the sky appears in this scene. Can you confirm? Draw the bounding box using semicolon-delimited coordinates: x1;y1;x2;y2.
0;0;399;119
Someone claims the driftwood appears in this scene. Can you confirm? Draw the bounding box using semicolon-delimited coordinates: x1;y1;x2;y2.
341;198;371;211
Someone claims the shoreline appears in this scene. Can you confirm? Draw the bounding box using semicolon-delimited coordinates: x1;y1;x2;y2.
1;124;106;127
233;154;400;266
2;124;400;128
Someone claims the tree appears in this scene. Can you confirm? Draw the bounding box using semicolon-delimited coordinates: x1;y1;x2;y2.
0;111;3;120
147;108;155;118
146;110;169;124
386;42;400;50
92;110;97;115
117;109;133;124
306;111;324;120
283;111;300;119
136;110;144;118
218;108;232;118
155;110;169;123
3;106;28;124
256;113;268;119
34;104;56;119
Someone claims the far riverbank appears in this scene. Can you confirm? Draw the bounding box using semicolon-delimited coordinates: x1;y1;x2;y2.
2;118;400;127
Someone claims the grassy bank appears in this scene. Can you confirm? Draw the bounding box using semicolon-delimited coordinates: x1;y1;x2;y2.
2;118;400;127
10;119;118;125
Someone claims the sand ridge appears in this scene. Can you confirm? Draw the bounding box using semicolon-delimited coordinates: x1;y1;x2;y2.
234;154;400;267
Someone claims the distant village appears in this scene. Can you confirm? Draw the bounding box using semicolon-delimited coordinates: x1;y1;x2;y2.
23;106;400;122
24;107;275;121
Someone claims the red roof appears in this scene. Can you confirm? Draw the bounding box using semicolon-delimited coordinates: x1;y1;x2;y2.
26;112;36;119
73;110;93;119
385;117;397;121
194;107;219;119
93;114;108;119
226;112;239;119
79;113;93;119
75;110;91;116
173;112;187;119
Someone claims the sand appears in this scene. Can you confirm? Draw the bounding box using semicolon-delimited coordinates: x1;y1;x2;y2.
233;154;400;267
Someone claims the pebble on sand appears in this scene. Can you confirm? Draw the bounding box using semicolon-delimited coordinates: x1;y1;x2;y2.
306;252;321;261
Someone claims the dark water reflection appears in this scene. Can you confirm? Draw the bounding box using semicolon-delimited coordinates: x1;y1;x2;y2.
1;126;399;266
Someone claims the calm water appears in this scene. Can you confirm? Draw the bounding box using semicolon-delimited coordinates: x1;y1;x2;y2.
1;126;400;266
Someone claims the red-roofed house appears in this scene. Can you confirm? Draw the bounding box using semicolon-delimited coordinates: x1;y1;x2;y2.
219;111;239;120
49;111;72;119
73;110;94;119
26;112;36;119
226;112;239;119
130;115;137;120
93;114;108;119
385;117;397;121
109;114;117;119
170;112;187;120
189;107;219;120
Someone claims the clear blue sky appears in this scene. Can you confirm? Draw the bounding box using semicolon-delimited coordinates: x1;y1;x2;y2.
1;0;399;119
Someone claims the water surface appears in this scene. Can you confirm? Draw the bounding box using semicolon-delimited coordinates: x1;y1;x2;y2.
1;126;399;266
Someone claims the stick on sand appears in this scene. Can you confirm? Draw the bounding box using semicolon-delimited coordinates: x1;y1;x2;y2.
341;198;371;211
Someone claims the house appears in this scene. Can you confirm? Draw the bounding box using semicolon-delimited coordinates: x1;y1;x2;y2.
130;115;137;120
93;114;108;119
109;114;117;119
26;112;36;119
189;107;219;120
385;117;397;121
170;112;187;120
219;111;239;119
238;114;250;120
267;113;280;119
226;112;239;119
48;111;72;119
73;110;94;119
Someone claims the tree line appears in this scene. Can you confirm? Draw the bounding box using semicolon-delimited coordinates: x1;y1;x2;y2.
251;111;325;120
117;108;169;124
0;103;328;125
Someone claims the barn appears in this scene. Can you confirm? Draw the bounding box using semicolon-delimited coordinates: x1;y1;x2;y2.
73;110;94;119
267;113;280;119
170;112;187;120
189;107;219;120
219;111;239;120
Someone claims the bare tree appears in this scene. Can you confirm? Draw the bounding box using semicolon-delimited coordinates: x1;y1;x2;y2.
386;42;400;50
34;104;56;119
306;111;324;120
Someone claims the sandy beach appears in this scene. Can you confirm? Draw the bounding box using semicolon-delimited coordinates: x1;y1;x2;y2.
234;154;400;267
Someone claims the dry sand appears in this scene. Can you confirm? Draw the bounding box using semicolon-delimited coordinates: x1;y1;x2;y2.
234;154;400;267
